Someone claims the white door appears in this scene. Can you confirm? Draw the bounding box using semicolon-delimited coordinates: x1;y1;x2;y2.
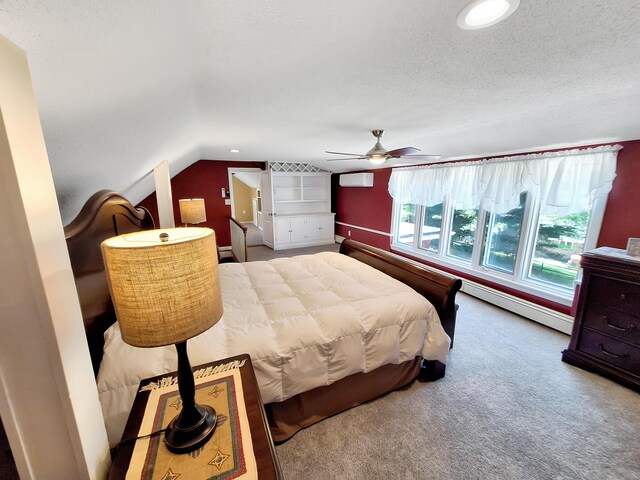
260;171;274;248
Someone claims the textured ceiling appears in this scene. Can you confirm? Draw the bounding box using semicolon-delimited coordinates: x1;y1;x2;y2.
2;0;640;222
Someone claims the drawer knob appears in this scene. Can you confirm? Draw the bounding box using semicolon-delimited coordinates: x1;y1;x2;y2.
620;293;626;301
598;344;630;359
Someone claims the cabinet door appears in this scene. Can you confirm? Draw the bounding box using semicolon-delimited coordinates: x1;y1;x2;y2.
260;171;274;247
318;215;335;240
290;217;313;243
274;217;292;245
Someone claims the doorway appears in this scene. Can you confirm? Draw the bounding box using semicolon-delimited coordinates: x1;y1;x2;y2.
227;168;264;247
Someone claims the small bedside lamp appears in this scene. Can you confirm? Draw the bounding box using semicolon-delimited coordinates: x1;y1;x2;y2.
101;227;223;453
179;198;207;226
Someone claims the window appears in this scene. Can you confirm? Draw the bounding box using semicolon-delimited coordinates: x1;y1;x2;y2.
480;193;526;274
392;197;595;301
420;203;443;253
448;208;478;262
388;146;620;304
398;204;418;247
527;211;590;289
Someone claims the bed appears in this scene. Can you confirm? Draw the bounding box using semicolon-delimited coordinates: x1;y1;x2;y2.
65;190;462;447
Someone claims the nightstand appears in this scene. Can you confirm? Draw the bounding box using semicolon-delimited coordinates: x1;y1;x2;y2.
108;354;283;479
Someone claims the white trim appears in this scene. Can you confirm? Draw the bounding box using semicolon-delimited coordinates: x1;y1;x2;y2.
461;279;573;334
335;221;391;237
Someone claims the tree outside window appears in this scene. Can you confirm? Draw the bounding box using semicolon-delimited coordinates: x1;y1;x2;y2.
447;208;478;262
481;193;526;274
528;212;590;288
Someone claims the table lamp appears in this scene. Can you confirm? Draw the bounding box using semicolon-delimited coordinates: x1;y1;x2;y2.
179;198;207;226
101;227;223;453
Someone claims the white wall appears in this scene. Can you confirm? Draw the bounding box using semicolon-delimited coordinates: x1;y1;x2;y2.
0;35;110;478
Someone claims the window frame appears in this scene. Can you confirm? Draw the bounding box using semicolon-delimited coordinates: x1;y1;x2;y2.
391;194;608;306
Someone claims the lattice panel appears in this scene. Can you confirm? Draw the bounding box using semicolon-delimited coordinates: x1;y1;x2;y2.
268;162;328;173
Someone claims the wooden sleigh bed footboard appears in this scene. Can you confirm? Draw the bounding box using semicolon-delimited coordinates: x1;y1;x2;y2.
64;190;462;443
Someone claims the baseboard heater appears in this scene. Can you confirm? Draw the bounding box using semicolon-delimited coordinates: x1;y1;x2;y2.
460;280;573;334
390;249;574;334
339;173;374;187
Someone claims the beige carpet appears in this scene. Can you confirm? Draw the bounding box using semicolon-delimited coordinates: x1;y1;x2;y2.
275;292;640;480
244;223;263;247
247;242;340;261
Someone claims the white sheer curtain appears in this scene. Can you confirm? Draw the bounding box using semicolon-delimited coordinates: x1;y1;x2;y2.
388;145;621;215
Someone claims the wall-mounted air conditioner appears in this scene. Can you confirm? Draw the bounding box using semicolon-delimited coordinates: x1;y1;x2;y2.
339;172;374;187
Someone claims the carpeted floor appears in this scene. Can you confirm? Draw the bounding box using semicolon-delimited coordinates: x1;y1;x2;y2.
275;292;640;480
248;242;340;261
245;222;263;247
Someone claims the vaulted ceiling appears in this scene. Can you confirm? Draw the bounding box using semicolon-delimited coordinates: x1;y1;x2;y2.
2;1;640;222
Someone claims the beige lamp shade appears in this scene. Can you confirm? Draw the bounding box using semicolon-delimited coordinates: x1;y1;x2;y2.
101;227;223;347
179;198;207;225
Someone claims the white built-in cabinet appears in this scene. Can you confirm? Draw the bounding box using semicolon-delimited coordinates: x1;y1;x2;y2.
261;171;335;250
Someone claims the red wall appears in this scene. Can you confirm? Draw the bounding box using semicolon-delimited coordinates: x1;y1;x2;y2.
333;140;640;314
138;160;265;247
598;140;640;247
334;169;393;250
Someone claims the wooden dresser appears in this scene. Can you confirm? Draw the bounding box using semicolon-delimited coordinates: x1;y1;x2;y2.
562;247;640;392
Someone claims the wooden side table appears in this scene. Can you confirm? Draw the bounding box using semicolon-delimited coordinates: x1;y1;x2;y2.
108;354;283;479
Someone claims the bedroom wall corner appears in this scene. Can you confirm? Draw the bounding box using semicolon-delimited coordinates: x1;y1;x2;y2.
0;35;110;479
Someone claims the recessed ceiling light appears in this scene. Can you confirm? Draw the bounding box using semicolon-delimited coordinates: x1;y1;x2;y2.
229;149;240;153
457;0;519;30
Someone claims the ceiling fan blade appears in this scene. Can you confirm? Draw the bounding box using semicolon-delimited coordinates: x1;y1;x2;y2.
325;150;365;156
385;147;421;158
326;156;367;161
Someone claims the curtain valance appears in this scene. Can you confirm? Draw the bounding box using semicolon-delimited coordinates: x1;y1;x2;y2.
388;145;621;215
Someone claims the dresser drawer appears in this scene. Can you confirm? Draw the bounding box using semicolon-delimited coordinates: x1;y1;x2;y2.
587;275;640;317
578;330;640;373
583;304;640;345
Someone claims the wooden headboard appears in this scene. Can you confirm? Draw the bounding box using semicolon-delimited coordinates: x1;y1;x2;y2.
64;190;155;374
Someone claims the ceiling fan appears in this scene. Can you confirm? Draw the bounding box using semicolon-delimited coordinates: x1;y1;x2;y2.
325;130;441;165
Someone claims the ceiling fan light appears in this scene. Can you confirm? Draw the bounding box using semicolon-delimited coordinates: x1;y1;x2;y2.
457;0;519;30
369;155;387;165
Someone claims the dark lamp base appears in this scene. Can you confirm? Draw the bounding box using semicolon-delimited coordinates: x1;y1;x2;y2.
164;404;217;454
